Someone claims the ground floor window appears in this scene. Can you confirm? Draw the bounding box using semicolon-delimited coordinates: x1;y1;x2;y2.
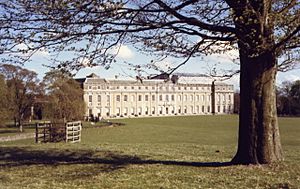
159;106;163;114
124;107;128;116
116;107;121;116
145;107;149;115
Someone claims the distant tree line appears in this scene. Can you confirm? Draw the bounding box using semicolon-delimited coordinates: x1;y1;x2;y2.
0;64;85;132
234;80;300;117
277;80;300;116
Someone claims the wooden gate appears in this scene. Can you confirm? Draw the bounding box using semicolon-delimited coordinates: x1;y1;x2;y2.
65;121;82;143
35;121;82;143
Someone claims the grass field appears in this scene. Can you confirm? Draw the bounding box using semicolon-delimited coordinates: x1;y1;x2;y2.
0;115;299;188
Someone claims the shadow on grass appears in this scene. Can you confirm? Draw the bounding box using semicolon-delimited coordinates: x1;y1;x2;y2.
0;146;232;172
85;121;126;128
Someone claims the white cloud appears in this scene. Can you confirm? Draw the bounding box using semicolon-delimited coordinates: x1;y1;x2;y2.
277;71;300;85
228;75;240;90
113;45;134;59
34;48;50;58
77;57;91;67
15;43;28;51
27;68;37;73
15;43;50;58
153;60;172;71
203;49;239;64
284;74;300;81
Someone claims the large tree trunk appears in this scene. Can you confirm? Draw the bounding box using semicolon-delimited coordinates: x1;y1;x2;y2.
231;50;283;164
228;0;284;165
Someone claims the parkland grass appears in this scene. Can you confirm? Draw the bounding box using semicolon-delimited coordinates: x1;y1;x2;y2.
0;115;299;188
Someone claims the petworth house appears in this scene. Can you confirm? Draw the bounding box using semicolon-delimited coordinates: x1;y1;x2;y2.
77;73;234;119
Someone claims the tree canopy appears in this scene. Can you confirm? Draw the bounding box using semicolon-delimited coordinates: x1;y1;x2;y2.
277;80;300;116
43;70;85;121
0;74;10;126
0;0;299;73
0;64;41;131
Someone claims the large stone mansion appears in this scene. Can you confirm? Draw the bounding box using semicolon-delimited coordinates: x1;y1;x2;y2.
77;73;234;119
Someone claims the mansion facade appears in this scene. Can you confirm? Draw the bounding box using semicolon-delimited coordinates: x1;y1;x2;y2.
77;73;234;119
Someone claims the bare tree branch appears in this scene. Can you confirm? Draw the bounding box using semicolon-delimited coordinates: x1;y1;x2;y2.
153;0;236;34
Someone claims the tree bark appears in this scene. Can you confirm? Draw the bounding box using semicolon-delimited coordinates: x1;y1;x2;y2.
228;0;284;165
231;49;283;164
19;113;24;132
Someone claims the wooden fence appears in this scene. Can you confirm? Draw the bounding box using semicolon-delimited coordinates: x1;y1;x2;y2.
65;121;82;143
35;121;82;143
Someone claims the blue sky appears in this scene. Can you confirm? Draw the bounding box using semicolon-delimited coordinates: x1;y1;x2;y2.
24;44;300;90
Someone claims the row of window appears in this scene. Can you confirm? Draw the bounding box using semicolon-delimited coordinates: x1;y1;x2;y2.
87;85;233;91
89;105;232;117
88;93;232;103
88;85;212;90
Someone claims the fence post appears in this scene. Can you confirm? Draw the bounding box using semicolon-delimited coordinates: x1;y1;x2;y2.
65;122;67;143
35;123;38;143
49;123;52;142
65;121;82;143
43;124;46;142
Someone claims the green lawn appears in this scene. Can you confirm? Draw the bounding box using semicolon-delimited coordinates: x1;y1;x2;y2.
0;115;299;188
0;128;35;138
0;122;36;137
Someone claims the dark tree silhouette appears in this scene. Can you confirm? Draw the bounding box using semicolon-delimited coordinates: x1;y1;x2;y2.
277;80;300;116
43;70;85;121
0;64;41;132
0;74;11;126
